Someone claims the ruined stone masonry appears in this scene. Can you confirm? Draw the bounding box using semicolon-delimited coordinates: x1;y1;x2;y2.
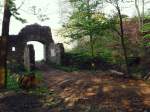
7;24;64;70
24;44;35;71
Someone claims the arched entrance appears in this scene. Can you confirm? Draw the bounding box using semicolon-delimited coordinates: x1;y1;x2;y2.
27;41;46;62
20;24;54;63
7;24;64;71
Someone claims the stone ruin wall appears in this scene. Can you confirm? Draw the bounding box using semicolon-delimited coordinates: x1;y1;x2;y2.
7;24;64;70
24;44;35;71
48;43;64;65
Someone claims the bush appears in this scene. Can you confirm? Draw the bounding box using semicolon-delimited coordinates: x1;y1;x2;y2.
62;52;113;70
6;72;20;91
6;70;44;90
17;70;44;89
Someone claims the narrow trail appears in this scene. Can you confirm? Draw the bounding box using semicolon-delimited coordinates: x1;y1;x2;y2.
37;63;150;112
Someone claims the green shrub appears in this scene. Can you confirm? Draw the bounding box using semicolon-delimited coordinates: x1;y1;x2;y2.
6;70;44;91
62;52;113;70
6;72;20;91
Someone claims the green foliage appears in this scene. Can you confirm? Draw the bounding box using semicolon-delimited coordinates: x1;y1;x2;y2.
142;23;150;32
20;70;44;83
6;66;44;90
6;72;20;91
145;10;150;19
59;0;129;64
61;12;109;40
142;22;150;47
144;34;150;39
34;70;43;81
62;52;112;70
71;39;113;61
70;28;122;63
59;0;112;57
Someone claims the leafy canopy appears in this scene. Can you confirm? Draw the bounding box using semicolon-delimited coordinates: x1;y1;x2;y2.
60;0;110;41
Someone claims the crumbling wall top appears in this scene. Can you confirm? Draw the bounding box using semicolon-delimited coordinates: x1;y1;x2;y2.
18;23;54;43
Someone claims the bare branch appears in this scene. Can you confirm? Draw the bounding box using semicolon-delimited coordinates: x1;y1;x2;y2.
17;0;26;10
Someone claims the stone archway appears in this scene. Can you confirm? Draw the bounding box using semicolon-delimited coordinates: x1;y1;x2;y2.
7;23;64;70
18;24;53;63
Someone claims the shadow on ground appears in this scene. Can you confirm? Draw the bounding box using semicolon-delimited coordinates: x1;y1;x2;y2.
0;92;48;112
1;64;150;112
41;65;150;112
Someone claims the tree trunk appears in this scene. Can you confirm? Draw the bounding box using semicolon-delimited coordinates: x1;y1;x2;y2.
0;0;11;88
90;34;94;58
0;37;6;88
141;0;144;31
86;0;95;69
116;5;130;76
2;0;11;36
135;0;141;30
89;34;95;70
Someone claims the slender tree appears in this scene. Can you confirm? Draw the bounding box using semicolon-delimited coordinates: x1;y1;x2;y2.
134;0;148;31
141;0;144;30
2;0;11;36
134;0;141;30
0;0;25;87
0;0;11;87
106;0;130;75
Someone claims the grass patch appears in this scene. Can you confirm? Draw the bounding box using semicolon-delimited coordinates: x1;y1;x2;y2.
6;73;21;91
33;70;44;81
6;69;44;91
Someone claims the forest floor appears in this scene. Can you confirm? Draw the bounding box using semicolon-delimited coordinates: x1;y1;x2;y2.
0;64;150;112
40;64;150;112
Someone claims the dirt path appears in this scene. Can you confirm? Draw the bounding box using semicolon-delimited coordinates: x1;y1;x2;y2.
38;64;150;112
